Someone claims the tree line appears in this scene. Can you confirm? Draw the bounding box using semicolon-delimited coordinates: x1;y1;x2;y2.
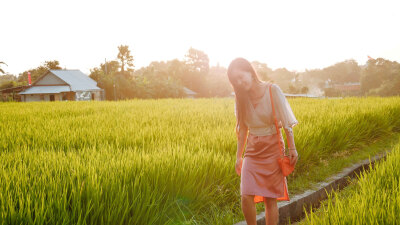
88;46;233;100
1;47;399;98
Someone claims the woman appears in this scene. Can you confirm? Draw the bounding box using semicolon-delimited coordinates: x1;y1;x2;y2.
227;58;299;225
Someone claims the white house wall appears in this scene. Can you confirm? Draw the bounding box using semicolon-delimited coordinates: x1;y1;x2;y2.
22;92;105;102
25;95;41;102
35;73;67;85
24;94;62;102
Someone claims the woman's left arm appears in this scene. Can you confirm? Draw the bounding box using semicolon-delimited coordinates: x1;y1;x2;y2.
271;83;299;165
284;127;298;165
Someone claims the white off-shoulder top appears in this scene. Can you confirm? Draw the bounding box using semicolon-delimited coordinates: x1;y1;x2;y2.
235;82;298;136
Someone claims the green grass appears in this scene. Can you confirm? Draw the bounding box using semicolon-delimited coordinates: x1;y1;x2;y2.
288;130;400;195
0;97;400;224
297;136;400;225
256;131;400;221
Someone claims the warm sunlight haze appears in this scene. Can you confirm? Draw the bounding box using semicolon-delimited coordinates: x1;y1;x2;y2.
1;0;399;75
1;1;400;224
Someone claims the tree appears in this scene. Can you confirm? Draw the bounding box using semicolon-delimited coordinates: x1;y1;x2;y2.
300;69;326;90
0;74;15;81
91;45;137;100
183;47;210;96
361;58;400;96
288;84;297;94
89;60;120;100
251;61;272;81
368;78;400;96
133;60;185;99
268;68;296;92
117;45;134;74
90;57;187;100
324;87;341;97
206;64;232;97
300;86;309;94
166;59;189;81
323;59;361;84
0;61;7;74
0;80;16;89
184;47;209;74
17;60;62;85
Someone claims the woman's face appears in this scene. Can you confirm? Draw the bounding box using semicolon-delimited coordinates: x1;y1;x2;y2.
231;69;253;91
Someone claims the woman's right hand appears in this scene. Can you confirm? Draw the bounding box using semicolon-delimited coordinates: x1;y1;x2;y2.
235;158;243;176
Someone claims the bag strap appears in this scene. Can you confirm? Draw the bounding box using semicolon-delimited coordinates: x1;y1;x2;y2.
268;83;286;157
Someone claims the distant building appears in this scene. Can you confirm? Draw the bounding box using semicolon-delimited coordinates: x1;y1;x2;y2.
326;82;361;96
284;93;320;98
1;85;30;102
183;87;197;98
229;91;318;98
18;69;104;102
333;82;361;92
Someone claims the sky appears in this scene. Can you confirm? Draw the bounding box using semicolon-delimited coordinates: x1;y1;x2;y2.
1;0;400;76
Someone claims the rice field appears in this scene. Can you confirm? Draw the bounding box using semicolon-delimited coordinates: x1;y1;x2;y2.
300;136;400;225
0;97;400;224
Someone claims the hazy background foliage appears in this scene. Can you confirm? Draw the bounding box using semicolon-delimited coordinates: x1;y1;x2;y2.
1;46;399;99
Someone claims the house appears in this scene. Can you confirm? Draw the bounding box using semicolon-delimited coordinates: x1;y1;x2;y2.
183;87;197;98
284;93;320;98
333;82;361;92
326;82;361;96
18;69;104;102
1;85;30;102
229;91;318;98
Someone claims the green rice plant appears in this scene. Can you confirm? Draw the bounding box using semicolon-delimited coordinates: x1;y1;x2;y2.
301;136;400;225
0;97;399;224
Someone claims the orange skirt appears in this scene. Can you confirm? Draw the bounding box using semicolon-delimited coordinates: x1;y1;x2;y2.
240;132;290;203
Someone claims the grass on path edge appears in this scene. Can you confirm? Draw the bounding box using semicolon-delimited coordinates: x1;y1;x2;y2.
250;132;400;220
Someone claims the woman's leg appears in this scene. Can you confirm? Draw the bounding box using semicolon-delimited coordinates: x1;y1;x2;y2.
241;194;257;225
264;197;279;225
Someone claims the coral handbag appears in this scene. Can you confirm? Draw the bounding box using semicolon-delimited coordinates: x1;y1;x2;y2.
268;84;296;177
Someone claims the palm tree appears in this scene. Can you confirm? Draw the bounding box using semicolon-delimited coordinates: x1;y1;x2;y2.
0;61;7;74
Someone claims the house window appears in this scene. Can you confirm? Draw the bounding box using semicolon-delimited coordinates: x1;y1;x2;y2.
40;94;44;101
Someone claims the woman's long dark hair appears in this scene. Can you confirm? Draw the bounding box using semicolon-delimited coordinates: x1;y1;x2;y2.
227;57;263;139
